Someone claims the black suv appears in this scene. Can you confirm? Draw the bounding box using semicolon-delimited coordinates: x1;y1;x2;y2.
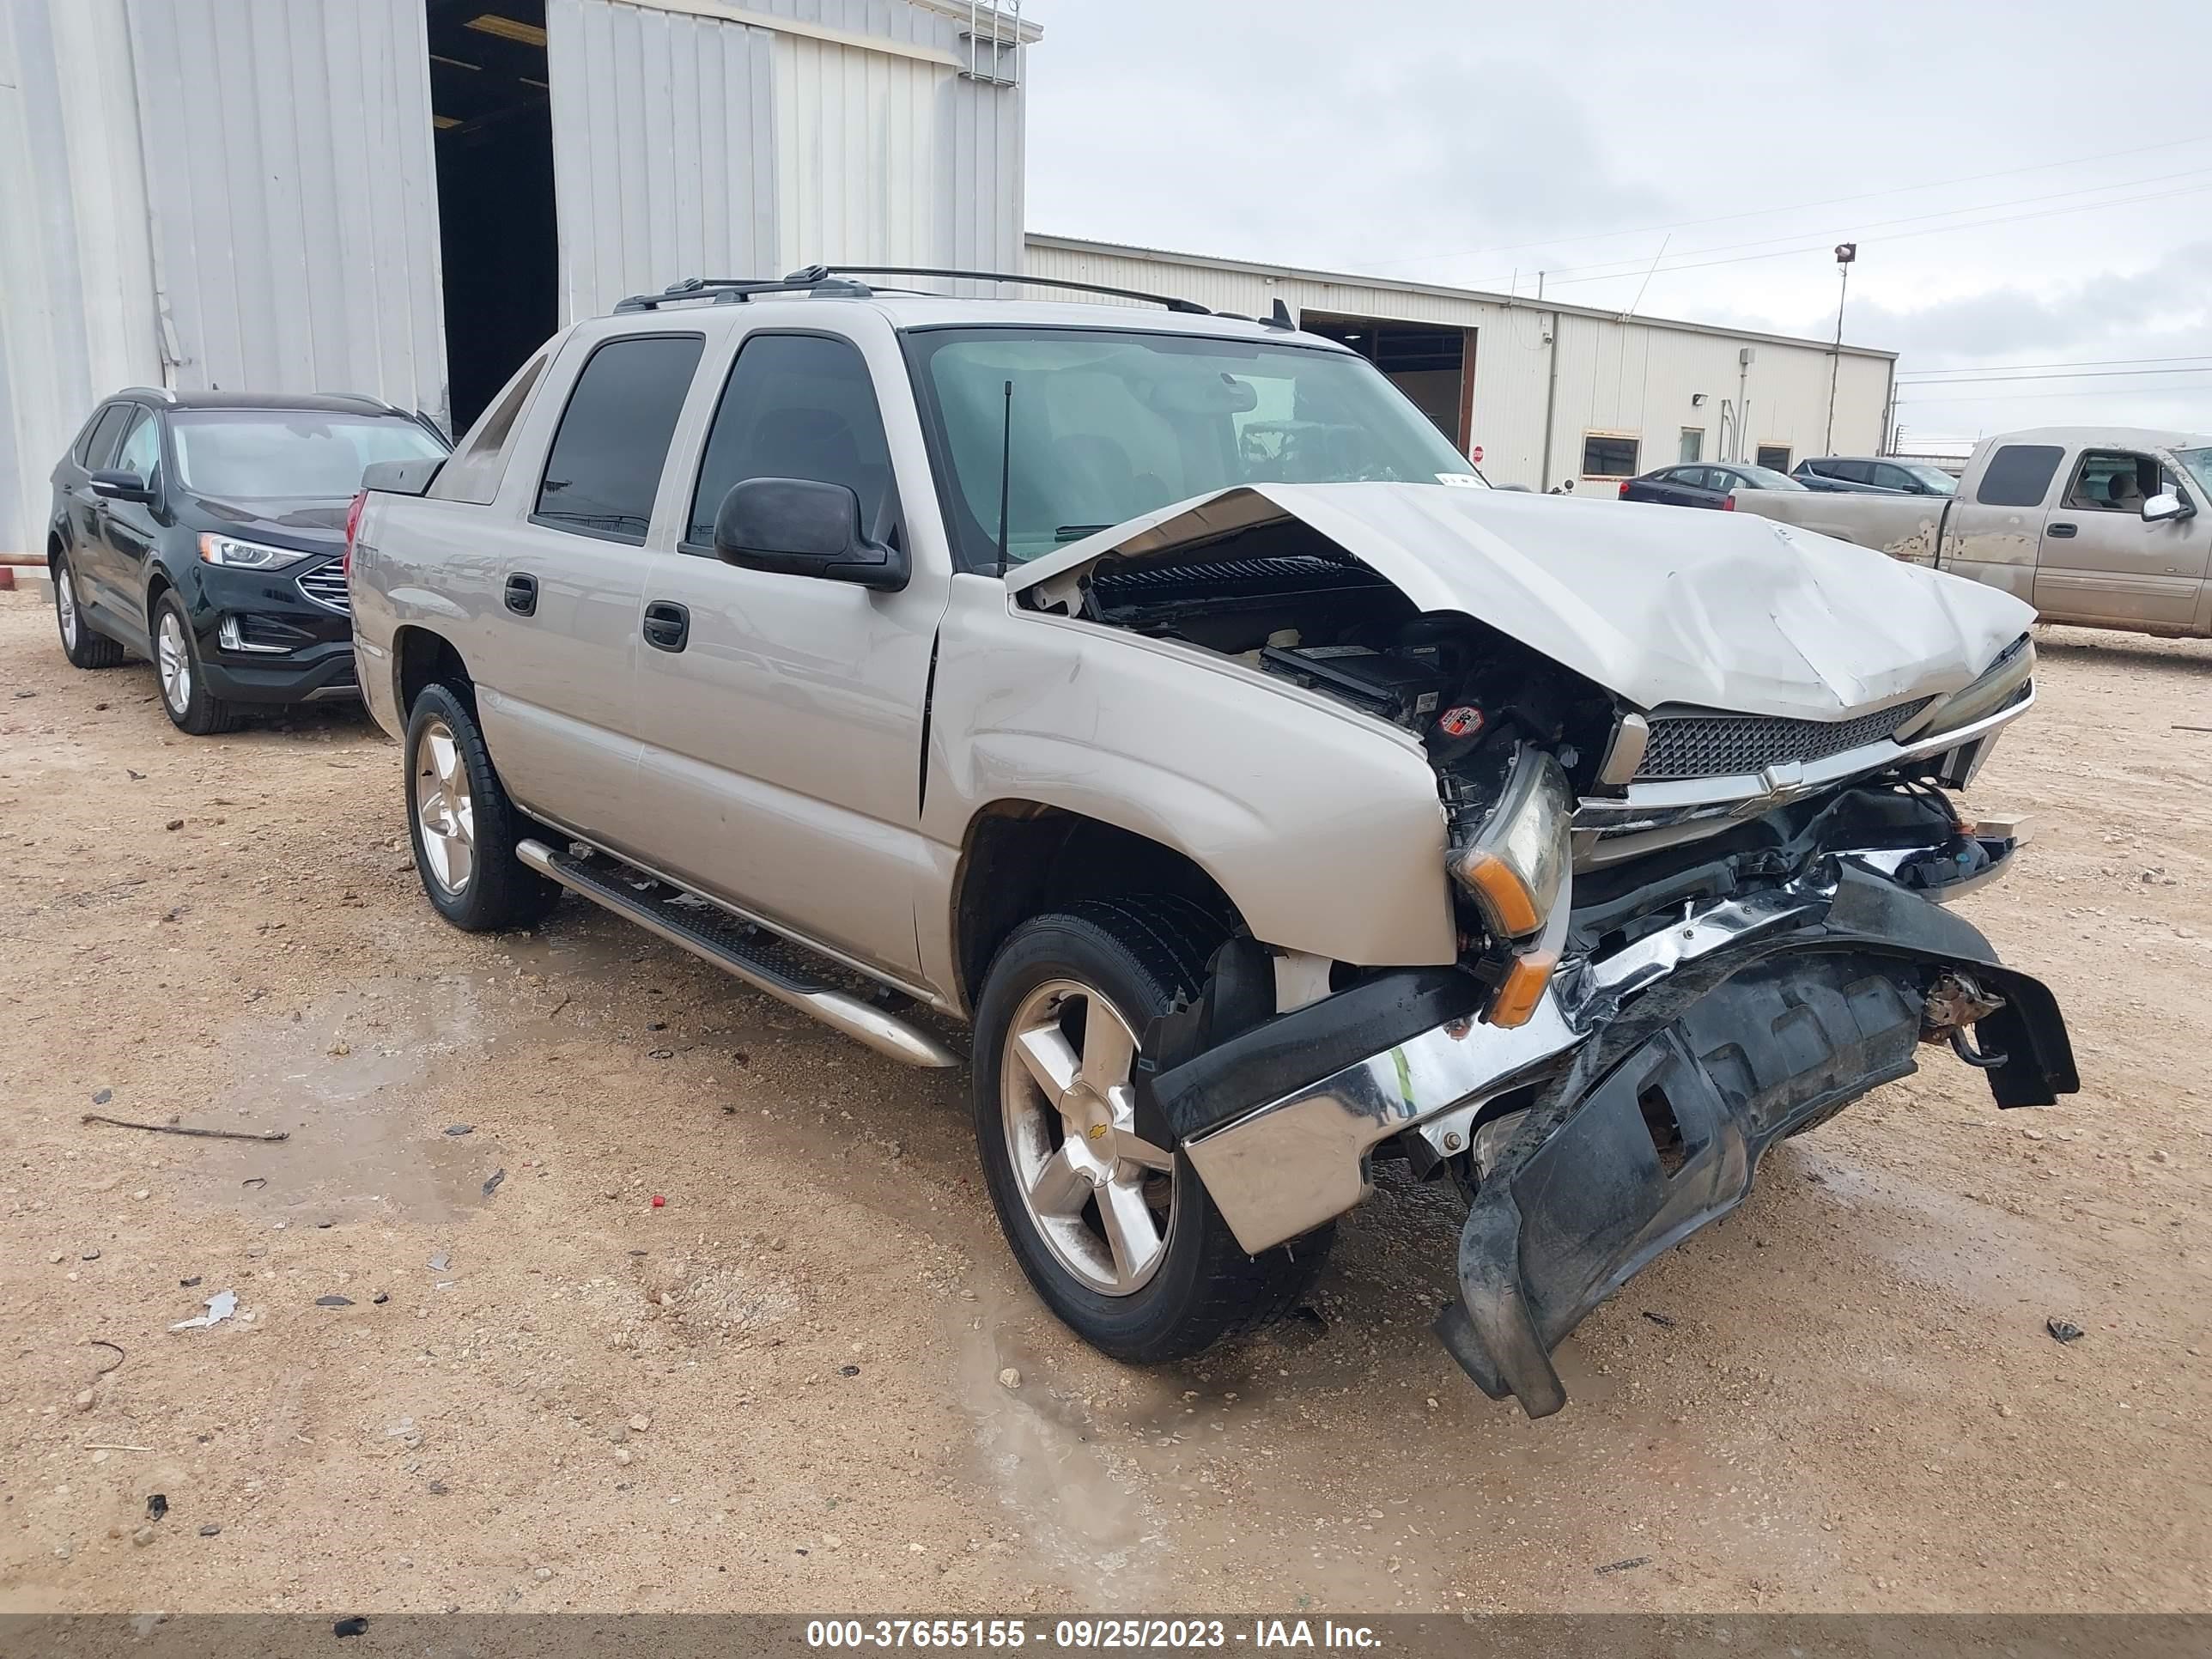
47;390;447;733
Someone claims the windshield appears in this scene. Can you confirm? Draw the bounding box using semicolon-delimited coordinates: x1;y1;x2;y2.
1735;465;1807;490
904;327;1480;567
1899;463;1958;495
2175;447;2212;502
170;410;447;499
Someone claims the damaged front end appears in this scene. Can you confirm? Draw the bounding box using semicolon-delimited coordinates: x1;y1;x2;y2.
1153;842;2076;1419
1021;481;2077;1418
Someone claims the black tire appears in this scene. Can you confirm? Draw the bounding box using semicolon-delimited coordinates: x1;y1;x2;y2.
973;896;1334;1364
53;555;125;670
403;683;560;933
151;589;243;735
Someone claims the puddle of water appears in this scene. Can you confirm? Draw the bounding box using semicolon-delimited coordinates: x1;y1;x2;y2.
193;973;510;1224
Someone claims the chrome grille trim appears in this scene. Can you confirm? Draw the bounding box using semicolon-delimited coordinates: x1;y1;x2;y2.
295;564;350;616
1633;698;1933;782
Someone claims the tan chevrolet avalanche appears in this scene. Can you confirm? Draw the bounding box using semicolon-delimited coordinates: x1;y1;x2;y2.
347;268;2078;1418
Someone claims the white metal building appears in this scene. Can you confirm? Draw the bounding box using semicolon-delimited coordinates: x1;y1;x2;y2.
1024;235;1897;495
0;0;1035;558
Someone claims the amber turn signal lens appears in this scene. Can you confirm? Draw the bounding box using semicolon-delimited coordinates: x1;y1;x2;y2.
1453;849;1541;939
1487;951;1558;1030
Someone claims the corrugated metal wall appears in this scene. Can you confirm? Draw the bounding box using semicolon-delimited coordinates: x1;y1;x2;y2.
547;0;1027;316
0;0;161;557
123;0;448;422
545;0;781;322
1024;236;1893;491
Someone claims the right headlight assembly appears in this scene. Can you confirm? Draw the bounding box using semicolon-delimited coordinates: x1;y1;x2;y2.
1903;634;2035;743
1448;748;1573;1028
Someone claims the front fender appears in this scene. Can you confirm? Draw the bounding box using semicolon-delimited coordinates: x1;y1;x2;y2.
922;576;1457;976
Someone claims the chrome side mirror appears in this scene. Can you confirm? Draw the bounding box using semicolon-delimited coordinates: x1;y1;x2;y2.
2142;492;2190;524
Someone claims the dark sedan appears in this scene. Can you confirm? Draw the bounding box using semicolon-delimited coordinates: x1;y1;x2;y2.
1795;456;1959;496
48;390;447;733
1616;461;1808;509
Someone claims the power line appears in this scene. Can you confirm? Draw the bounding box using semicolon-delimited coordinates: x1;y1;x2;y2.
1376;131;2212;270
1896;380;2212;405
1899;365;2212;386
1899;353;2212;378
1476;163;2212;288
1479;180;2212;292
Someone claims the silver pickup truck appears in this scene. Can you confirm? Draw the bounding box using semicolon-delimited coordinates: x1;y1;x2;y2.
347;269;2077;1419
1733;426;2212;638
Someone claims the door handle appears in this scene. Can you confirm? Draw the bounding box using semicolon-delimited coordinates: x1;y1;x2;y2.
2046;522;2078;538
504;572;538;615
642;599;690;653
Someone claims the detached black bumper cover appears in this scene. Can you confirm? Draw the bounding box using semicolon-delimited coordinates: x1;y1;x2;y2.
1437;869;2076;1418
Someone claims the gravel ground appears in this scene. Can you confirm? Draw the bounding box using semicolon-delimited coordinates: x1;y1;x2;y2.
1;589;2207;1615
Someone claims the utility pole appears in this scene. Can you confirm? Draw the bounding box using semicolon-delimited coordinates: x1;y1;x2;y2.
1824;242;1856;454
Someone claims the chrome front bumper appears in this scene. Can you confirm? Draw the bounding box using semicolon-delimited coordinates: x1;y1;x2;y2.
1176;832;2051;1260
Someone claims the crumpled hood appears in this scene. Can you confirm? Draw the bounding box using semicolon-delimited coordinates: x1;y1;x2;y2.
1010;482;2035;720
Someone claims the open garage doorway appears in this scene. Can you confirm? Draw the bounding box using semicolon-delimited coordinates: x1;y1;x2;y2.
1299;314;1473;452
426;0;557;434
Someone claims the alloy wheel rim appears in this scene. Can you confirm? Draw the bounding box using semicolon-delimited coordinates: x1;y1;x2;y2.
156;611;190;711
412;718;476;895
1001;978;1176;1296
57;568;78;647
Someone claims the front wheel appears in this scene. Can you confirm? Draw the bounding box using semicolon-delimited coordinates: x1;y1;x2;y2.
153;591;241;735
972;897;1333;1364
404;684;560;933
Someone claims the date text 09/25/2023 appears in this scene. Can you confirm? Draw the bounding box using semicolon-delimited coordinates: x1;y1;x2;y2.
805;1620;1383;1650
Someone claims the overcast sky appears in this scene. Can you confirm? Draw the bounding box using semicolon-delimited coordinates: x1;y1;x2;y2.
1020;1;2212;448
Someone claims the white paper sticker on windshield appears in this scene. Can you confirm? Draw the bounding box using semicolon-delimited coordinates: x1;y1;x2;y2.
1436;472;1486;488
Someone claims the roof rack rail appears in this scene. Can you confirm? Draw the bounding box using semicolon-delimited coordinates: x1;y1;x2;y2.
808;264;1214;315
611;270;878;313
120;385;177;404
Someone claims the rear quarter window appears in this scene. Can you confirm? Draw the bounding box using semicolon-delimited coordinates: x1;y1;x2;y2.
1976;444;2064;508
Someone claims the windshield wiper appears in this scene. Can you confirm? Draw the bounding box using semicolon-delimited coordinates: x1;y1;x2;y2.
1055;524;1112;542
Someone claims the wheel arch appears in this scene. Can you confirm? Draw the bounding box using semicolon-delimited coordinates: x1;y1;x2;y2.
949;800;1245;1018
392;624;475;717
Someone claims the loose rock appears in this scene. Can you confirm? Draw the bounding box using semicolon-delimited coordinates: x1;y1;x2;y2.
998;1367;1022;1390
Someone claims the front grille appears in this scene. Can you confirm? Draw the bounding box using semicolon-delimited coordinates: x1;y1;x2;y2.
1634;697;1933;782
295;564;349;616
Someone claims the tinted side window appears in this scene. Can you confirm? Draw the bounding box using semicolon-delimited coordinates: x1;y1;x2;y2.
686;333;895;546
114;411;160;481
1872;463;1915;491
534;334;705;544
80;404;133;469
1976;444;2063;508
1830;459;1874;484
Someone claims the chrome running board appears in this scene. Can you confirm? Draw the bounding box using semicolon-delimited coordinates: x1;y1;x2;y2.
514;839;961;1070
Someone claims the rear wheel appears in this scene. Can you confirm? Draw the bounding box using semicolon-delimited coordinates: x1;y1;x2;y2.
153;591;241;735
972;897;1333;1364
54;557;125;669
404;683;559;932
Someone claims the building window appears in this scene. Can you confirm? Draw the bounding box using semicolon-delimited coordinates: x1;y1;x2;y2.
1583;434;1639;477
1678;428;1704;464
1755;444;1791;471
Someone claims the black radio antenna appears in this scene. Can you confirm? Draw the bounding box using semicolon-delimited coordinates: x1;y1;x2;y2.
995;380;1015;572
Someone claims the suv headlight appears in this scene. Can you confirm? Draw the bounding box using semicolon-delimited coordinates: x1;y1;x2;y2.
198;533;310;570
1449;748;1571;941
1906;635;2034;742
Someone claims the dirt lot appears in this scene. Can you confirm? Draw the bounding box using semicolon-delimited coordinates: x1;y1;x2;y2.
1;586;2207;1616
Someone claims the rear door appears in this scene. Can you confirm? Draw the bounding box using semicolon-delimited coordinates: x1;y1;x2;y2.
63;403;135;605
2034;447;2210;629
471;330;706;857
632;318;951;981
